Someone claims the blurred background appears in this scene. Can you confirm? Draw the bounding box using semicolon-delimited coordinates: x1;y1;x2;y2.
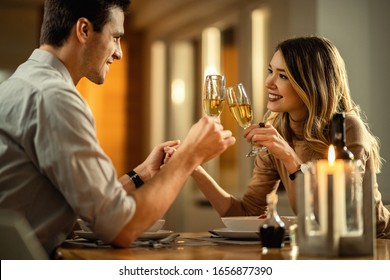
1;0;389;231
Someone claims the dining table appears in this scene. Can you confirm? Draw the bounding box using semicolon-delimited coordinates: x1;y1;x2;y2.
56;231;390;260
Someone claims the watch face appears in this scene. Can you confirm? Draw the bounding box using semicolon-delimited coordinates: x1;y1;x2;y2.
300;163;308;173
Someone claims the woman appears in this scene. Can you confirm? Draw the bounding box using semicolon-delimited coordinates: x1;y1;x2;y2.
189;36;390;238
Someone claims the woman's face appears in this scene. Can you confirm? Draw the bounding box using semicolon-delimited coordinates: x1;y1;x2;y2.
265;50;307;121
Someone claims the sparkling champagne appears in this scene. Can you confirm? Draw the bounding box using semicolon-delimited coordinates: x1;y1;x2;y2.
228;103;253;128
203;99;224;117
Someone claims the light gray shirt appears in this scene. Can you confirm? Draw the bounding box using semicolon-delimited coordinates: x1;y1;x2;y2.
0;49;135;254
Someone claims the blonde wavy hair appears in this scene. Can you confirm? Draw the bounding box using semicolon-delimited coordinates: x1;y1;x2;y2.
264;36;382;172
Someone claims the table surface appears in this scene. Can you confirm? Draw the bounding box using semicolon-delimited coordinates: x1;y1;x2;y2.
56;232;390;260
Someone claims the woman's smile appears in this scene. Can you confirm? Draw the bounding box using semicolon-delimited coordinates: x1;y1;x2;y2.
268;93;283;102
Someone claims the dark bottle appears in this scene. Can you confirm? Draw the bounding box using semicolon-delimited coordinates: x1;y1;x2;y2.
331;112;354;160
259;193;285;250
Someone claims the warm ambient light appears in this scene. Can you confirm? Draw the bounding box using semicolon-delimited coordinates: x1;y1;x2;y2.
251;8;269;121
328;145;336;164
202;27;221;78
171;79;186;105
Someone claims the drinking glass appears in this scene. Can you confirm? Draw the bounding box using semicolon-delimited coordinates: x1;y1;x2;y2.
225;83;267;157
202;75;225;120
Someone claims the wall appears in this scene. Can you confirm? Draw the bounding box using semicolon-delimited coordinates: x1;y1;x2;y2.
0;4;41;75
316;0;390;202
368;0;390;203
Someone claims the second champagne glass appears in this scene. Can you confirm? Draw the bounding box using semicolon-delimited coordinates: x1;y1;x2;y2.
225;83;267;157
202;74;225;120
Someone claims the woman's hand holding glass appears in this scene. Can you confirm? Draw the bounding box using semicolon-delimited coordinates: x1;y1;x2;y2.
225;83;267;157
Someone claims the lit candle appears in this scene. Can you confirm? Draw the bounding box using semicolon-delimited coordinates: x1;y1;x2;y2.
316;145;347;235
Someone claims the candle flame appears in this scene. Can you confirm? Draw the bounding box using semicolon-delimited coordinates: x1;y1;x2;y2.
328;145;336;164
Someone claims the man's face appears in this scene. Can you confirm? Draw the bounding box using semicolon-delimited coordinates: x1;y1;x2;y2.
83;7;124;85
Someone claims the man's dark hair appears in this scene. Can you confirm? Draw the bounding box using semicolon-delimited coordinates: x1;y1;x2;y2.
40;0;131;47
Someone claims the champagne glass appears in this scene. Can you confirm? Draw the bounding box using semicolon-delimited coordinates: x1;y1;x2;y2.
225;83;267;157
202;75;225;120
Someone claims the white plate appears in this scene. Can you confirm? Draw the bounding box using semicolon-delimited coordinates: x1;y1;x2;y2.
137;230;174;240
221;216;297;232
212;228;260;240
74;229;174;242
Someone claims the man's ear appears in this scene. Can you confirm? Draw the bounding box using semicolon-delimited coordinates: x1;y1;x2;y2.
76;18;92;43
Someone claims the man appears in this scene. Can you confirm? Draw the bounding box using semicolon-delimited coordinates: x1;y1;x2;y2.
0;0;235;256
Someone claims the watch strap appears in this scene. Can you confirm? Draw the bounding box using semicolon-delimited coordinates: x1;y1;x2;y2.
289;163;308;180
289;166;301;181
127;170;144;188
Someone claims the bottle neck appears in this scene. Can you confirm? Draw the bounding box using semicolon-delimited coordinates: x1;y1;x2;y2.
331;113;354;160
267;202;276;217
266;200;282;225
331;116;346;148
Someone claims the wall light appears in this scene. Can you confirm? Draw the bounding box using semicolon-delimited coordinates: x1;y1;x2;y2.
171;79;186;105
251;8;269;121
202;27;221;77
150;41;167;148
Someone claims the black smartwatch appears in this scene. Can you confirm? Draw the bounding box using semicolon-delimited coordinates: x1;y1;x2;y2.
289;163;308;181
127;170;144;188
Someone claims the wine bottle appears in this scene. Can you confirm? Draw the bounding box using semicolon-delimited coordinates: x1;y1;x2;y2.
259;193;285;251
331;112;354;160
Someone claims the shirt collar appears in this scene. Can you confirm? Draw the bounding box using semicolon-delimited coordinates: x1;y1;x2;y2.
29;49;74;87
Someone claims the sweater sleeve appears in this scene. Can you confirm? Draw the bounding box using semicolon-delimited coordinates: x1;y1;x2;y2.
224;153;280;217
